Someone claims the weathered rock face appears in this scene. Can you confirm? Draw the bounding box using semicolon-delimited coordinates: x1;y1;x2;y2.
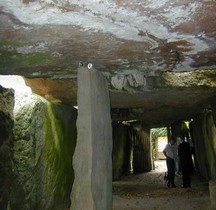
202;111;216;179
0;0;216;74
112;122;153;180
23;70;216;127
11;93;77;210
132;127;152;174
110;70;216;126
0;86;14;117
71;68;112;210
0;86;14;210
0;0;216;127
190;115;209;179
112;122;131;180
190;110;216;180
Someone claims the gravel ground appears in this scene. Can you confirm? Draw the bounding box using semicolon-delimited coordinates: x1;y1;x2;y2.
113;160;210;210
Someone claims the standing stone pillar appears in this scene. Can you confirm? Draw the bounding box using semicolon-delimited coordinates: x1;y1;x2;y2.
71;67;112;210
211;99;216;127
0;86;14;210
133;126;152;174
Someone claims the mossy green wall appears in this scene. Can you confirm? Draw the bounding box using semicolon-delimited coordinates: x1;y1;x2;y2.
43;103;77;209
191;111;216;180
202;112;216;180
0;111;14;210
11;94;77;210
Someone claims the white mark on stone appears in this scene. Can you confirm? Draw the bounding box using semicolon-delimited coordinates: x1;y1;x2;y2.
16;42;48;54
111;75;126;90
161;3;199;28
111;73;146;90
79;61;84;67
51;51;62;57
87;63;93;69
145;0;169;9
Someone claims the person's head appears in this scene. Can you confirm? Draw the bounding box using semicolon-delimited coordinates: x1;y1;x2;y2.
169;136;176;145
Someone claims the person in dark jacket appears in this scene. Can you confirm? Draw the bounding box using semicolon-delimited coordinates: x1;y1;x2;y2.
178;138;193;188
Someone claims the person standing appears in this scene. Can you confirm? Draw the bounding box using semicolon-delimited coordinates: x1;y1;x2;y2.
163;136;177;188
178;138;193;188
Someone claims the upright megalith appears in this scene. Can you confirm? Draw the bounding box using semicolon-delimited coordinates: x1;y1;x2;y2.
133;126;152;174
190;116;209;179
0;86;14;210
112;122;131;180
71;67;112;210
11;93;77;210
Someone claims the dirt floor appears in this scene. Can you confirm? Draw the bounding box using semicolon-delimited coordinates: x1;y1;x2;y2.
112;160;211;210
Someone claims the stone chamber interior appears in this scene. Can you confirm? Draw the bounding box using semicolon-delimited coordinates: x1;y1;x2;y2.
1;73;216;210
1;0;216;209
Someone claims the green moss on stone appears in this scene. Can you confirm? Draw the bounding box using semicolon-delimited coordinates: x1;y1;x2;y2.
43;103;77;208
203;113;216;179
199;69;216;78
0;40;23;47
0;51;55;68
26;53;55;65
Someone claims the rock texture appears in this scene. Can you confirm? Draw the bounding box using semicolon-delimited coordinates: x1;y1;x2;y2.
112;122;132;180
190;110;216;180
0;0;216;74
189;109;216;210
71;67;112;210
0;86;14;210
11;93;77;210
0;86;14;118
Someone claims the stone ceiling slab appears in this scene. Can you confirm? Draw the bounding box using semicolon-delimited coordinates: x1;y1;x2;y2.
0;0;216;76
